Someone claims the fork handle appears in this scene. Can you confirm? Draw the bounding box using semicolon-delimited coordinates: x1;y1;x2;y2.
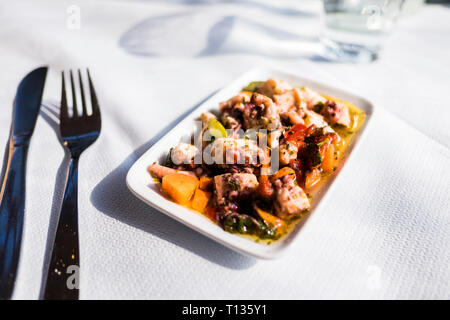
43;156;80;300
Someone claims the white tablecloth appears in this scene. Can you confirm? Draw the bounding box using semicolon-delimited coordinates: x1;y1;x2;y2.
0;0;449;299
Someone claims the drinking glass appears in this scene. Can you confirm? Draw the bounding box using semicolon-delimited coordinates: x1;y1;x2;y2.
321;0;404;62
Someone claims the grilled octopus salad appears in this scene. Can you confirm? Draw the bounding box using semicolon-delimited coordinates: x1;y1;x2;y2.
149;79;366;242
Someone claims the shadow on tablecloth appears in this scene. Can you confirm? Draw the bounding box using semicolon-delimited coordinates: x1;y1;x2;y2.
38;101;73;298
90;92;257;270
119;11;319;59
164;0;318;17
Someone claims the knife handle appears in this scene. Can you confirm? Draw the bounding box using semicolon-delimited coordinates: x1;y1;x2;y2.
0;140;29;300
43;156;79;300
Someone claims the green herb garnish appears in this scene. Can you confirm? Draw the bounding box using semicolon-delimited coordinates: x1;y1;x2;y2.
317;138;330;147
227;177;241;191
243;81;264;92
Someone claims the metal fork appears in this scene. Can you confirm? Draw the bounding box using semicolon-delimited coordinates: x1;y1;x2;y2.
43;70;101;300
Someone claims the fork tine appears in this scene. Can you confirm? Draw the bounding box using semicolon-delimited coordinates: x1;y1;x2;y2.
60;71;68;122
78;69;88;116
87;69;100;119
69;70;78;117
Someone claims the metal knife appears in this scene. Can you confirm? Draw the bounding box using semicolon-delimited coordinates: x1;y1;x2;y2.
0;67;48;299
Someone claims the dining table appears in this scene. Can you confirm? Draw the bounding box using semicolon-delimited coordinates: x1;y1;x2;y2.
0;0;449;299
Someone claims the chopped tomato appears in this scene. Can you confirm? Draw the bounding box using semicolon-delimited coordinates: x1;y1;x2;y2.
329;132;339;143
284;124;307;143
206;207;218;222
289;158;305;188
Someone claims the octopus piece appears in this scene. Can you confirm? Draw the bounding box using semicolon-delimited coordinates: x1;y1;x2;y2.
298;87;327;109
274;88;306;112
201;111;217;125
208;138;266;168
257;78;292;99
214;173;259;206
304;109;337;136
271;168;310;220
299;87;351;128
283;110;304;125
318;100;351;127
304;109;329;128
242;102;264;130
218;91;252;129
242;93;281;131
221;112;241;130
272;88;308;126
148;162;196;179
219;91;252;112
273;90;298;114
170;142;199;166
279;142;299;166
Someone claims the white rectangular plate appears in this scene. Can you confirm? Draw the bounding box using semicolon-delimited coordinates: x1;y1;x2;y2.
126;68;374;259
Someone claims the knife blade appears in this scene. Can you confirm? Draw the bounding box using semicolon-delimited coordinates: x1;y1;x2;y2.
0;67;47;299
